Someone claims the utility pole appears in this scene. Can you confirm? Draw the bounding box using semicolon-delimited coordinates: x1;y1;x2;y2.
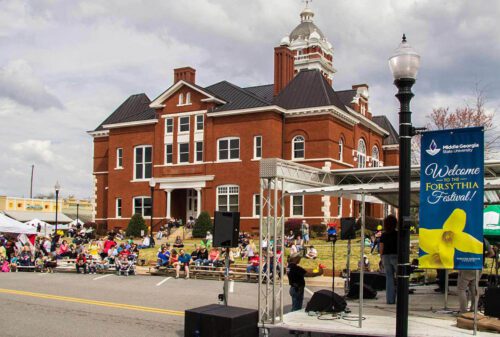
30;165;34;199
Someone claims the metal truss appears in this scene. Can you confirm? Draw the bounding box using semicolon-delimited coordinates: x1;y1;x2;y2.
258;159;332;327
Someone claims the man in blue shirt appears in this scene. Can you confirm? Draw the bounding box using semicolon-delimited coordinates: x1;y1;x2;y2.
157;246;170;268
176;249;191;279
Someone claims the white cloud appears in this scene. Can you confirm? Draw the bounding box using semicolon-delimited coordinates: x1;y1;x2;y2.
0;59;62;109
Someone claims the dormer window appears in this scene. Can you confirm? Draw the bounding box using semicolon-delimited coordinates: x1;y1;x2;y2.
177;92;192;106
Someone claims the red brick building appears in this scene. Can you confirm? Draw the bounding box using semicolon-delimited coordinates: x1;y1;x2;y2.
89;5;399;232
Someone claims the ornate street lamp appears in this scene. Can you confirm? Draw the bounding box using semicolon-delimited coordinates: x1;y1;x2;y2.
54;181;61;234
149;179;155;248
388;34;420;337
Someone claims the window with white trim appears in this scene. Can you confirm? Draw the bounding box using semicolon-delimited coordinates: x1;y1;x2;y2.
254;135;262;159
116;148;123;168
133;196;151;217
116;198;122;218
165;144;173;164
372;146;380;167
291;195;304;217
357;139;366;168
195;141;203;162
134;146;152;180
178;143;189;163
178;93;184;106
217;185;239;212
218;138;240;161
165;118;173;134
338;138;343;162
196;114;204;131
292;136;305;159
179;116;190;133
186;92;191;105
253;194;260;217
337;197;342;217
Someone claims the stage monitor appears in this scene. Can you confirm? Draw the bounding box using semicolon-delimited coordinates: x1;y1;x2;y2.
340;217;356;240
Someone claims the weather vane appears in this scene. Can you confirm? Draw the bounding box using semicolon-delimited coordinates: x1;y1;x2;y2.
303;0;312;8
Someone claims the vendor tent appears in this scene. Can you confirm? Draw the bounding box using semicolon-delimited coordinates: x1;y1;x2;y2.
484;205;500;244
0;213;37;234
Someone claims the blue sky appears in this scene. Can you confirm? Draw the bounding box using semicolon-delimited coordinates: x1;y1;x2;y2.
1;0;499;198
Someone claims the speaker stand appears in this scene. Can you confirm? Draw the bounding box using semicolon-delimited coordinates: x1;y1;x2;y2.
331;235;337;293
345;239;352;295
223;251;230;306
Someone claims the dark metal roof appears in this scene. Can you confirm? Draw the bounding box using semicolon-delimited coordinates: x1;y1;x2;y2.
335;89;356;107
205;81;271;112
372;115;399;145
95;93;155;131
273;69;348;111
244;84;274;103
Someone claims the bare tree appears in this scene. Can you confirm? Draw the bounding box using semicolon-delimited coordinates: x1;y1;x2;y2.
412;84;499;163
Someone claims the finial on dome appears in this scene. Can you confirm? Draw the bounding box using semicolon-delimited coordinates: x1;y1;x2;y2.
300;0;314;22
402;34;407;43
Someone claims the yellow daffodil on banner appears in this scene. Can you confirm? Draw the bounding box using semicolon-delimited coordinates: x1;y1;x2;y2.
419;208;483;269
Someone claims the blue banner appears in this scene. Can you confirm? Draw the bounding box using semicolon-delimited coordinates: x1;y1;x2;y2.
419;127;484;270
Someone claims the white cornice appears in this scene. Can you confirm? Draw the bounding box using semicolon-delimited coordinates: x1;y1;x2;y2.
161;110;207;118
383;144;399;150
153;175;215;184
345;106;389;137
87;130;109;138
150;80;226;108
102;119;158;129
207;105;286;117
285;105;358;126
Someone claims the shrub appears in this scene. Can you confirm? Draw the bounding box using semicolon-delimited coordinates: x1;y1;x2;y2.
126;214;148;238
310;224;327;238
355;216;382;231
193;211;213;238
284;218;303;237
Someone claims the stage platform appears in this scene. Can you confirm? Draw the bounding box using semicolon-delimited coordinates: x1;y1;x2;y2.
261;286;498;336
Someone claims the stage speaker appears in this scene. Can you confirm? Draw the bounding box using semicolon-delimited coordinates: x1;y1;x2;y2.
185;304;258;337
484;287;500;318
340;217;356;240
346;283;378;299
305;289;346;313
213;211;240;248
350;272;386;291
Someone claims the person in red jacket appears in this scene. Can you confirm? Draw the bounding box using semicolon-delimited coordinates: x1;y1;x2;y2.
76;253;87;274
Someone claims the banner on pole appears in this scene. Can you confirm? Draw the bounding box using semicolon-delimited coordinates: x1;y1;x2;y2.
419;127;484;270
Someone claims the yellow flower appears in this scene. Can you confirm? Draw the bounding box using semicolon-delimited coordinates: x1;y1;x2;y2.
419;208;482;269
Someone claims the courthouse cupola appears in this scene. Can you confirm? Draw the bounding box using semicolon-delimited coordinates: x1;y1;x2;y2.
284;1;336;85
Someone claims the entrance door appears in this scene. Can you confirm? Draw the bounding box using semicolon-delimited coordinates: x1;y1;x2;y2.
186;189;198;222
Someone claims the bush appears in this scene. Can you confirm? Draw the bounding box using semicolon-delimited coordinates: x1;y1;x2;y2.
310;224;326;238
126;214;148;238
355;216;382;232
284;218;303;237
193;211;213;238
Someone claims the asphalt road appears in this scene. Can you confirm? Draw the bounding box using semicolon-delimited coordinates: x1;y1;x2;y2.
0;272;338;337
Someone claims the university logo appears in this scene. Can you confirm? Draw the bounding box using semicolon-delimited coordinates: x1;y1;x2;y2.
426;139;441;156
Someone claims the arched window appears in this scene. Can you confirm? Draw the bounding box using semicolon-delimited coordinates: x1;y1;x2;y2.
338;138;344;161
178;93;184;105
186;92;191;105
372;146;380;167
292;136;305;159
357;139;366;168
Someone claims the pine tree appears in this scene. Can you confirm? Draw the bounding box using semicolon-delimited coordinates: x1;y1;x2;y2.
192;211;213;238
126;213;148;238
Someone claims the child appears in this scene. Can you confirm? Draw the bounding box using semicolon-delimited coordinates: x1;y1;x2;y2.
88;257;97;274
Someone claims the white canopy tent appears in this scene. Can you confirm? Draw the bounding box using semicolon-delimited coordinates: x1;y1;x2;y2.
0;213;37;234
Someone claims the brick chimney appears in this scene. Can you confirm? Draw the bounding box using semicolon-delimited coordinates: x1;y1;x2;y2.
174;67;196;84
274;46;295;96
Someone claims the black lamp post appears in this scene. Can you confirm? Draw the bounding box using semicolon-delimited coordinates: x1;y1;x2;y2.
389;34;420;337
54;181;61;234
149;179;155;248
76;203;79;227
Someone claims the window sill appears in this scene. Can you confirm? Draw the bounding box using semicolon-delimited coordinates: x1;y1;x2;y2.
216;159;242;163
130;179;151;183
178;131;190;135
176;103;192;107
114;167;124;170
